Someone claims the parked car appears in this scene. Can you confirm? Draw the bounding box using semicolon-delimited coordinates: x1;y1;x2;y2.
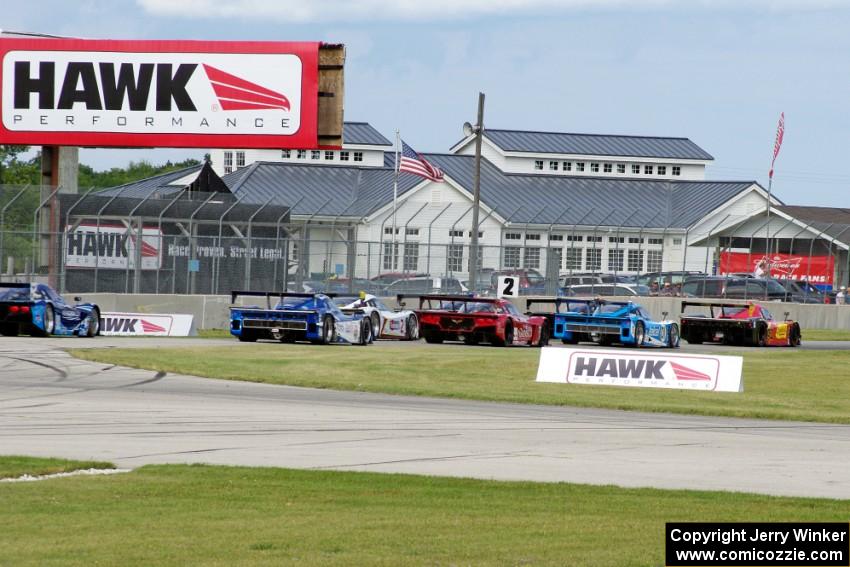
636;271;706;287
302;278;385;296
489;269;546;295
561;273;604;287
680;276;731;298
370;272;429;286
0;282;101;337
384;276;467;295
560;283;651;297
774;279;824;304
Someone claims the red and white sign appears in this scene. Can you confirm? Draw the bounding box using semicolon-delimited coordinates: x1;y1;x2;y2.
719;251;834;285
536;347;743;392
65;223;162;270
100;312;194;337
0;38;319;148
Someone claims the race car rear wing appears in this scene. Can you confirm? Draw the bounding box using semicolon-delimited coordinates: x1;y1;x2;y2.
230;290;337;310
397;294;488;309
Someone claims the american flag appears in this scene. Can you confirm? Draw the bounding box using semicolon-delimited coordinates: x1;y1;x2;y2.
398;141;444;182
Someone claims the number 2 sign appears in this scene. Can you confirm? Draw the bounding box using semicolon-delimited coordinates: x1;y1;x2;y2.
497;276;519;298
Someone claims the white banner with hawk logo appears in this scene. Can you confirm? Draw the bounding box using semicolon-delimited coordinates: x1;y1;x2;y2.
99;312;194;336
536;347;743;392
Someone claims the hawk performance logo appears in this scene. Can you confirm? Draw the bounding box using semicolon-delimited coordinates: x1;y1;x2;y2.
2;50;302;136
101;316;169;335
572;356;711;381
566;352;717;390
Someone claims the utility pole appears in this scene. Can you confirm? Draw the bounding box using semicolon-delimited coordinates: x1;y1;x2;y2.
466;93;485;292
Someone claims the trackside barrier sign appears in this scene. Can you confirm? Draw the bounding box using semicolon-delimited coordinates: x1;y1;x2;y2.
536;347;743;392
100;312;194;337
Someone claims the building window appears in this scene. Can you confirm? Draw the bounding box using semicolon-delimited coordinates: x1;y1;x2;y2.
647;250;663;272
672;166;681;176
448;244;464;272
504;247;521;269
290;241;299;262
627;249;644;272
324;150;334;160
549;234;564;242
672;237;683;246
657;165;667;175
297;149;306;159
608;249;624;272
523;247;540;269
449;229;464;238
406;228;420;236
340;151;350;161
603;163;612;174
468;231;483;238
565;247;582;270
281;150;291;159
549;161;558;171
563;161;572;171
576;162;585;172
631;164;640;174
525;234;541;241
223;151;233;174
608;236;624;244
403;244;419;271
382;242;398;270
617;164;626;174
628;237;644;244
311;150;320;160
567;235;583;242
647;237;663;245
644;165;653;175
586;248;602;271
354;152;364;162
586;235;602;243
591;162;599;173
534;160;544;170
505;232;522;241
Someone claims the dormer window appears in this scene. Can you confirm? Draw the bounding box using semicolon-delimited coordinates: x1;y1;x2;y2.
563;161;572;171
617;164;626;174
603;163;612;173
657;165;667;175
576;162;585;172
672;166;681;176
632;164;640;174
549;161;558;171
590;163;599;173
534;160;544;170
644;165;653;175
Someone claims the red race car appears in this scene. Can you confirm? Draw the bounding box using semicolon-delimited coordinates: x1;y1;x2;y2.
398;294;548;347
680;301;802;347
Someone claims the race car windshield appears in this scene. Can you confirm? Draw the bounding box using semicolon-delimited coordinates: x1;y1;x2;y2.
455;302;496;313
595;303;628;315
332;297;360;307
0;286;30;301
276;297;319;310
720;306;748;318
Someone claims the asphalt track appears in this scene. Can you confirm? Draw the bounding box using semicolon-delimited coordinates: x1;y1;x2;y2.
1;336;850;498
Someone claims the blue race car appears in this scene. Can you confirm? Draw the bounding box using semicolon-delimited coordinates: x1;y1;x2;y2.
229;291;373;345
0;282;101;337
552;298;679;348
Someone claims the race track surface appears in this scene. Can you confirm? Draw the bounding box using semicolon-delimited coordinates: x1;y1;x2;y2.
1;337;850;498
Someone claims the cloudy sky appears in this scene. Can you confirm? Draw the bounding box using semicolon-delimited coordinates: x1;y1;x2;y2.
5;0;850;206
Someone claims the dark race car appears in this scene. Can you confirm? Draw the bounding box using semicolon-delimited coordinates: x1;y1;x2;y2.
679;301;801;347
0;282;100;337
399;294;548;347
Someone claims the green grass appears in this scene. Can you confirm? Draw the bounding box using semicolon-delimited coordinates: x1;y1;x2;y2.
803;328;850;341
71;345;850;423
0;455;115;479
198;328;231;338
1;462;848;566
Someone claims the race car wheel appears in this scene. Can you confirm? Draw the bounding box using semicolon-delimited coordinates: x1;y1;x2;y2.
498;324;514;347
405;314;419;340
359;319;372;346
536;323;549;347
757;325;767;347
237;331;257;342
463;334;479;346
632;322;645;348
370;312;381;338
423;331;443;344
85;308;100;337
789;325;801;347
668;323;680;348
36;305;55;337
321;316;336;345
0;324;19;337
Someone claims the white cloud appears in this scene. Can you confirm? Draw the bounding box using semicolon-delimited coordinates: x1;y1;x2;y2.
137;0;845;23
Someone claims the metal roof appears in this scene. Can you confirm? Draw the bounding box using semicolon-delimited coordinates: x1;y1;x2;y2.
776;206;850;245
466;129;713;160
93;162;230;199
343;122;393;147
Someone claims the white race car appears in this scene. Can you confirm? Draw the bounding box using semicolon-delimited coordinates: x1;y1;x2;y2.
335;293;420;340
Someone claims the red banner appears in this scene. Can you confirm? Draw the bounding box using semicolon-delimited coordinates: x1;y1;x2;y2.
0;38;319;149
719;251;834;285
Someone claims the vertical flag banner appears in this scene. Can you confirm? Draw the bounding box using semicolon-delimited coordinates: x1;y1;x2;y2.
769;112;785;179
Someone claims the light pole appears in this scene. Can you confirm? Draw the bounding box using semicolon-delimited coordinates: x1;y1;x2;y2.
464;92;485;293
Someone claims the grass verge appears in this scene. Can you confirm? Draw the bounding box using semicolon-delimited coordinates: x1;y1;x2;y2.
71;345;850;423
0;455;115;479
2;462;849;566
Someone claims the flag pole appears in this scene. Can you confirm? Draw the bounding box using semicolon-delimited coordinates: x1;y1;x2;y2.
392;129;400;271
766;112;784;277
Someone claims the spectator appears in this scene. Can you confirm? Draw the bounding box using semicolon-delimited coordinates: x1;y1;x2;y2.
837;286;847;305
673;282;683;297
660;282;674;296
754;258;768;278
649;281;660;296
